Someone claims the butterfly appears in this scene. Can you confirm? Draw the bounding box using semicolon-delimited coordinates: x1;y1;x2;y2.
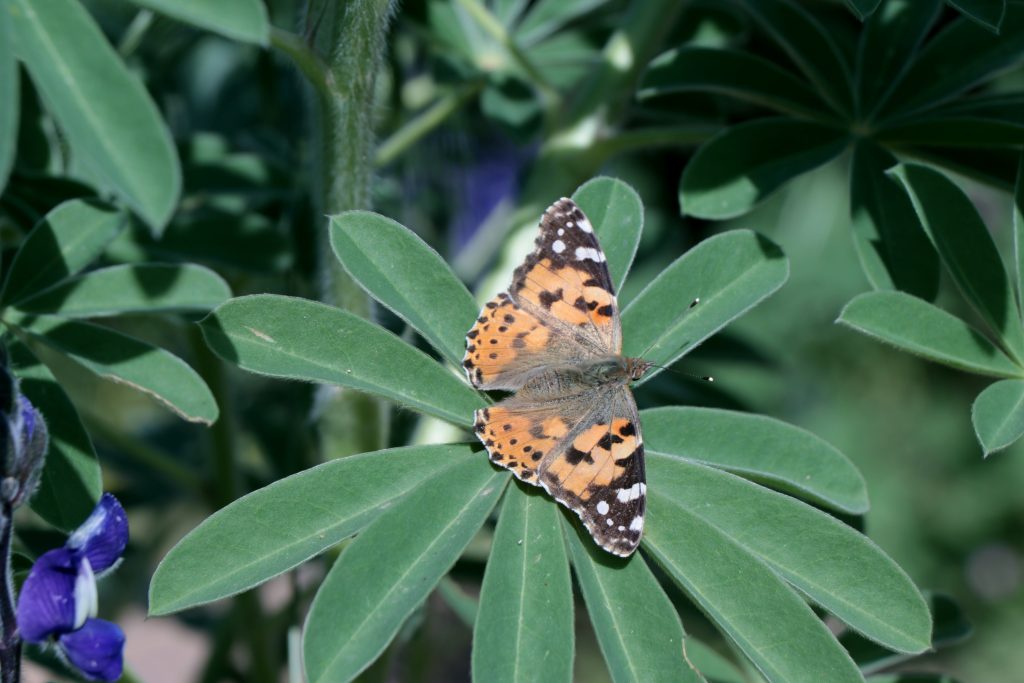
463;197;650;557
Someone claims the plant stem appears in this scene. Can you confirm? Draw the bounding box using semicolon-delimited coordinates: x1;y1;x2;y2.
308;0;396;458
0;503;20;683
375;80;485;167
270;27;332;101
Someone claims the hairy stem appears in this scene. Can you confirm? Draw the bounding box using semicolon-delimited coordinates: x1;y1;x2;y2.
308;0;396;458
0;503;20;683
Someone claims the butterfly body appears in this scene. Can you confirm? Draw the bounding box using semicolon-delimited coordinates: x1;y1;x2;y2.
464;198;649;557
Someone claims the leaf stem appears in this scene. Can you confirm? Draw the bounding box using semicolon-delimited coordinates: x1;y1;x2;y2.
0;502;20;683
270;27;333;102
375;81;486;167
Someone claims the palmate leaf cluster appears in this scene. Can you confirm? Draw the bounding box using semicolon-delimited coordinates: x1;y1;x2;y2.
151;179;934;682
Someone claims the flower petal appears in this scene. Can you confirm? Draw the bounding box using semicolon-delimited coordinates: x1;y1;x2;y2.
17;395;35;443
67;493;128;574
58;618;125;681
16;547;79;642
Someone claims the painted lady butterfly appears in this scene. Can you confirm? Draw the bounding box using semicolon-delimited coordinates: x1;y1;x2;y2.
464;198;649;557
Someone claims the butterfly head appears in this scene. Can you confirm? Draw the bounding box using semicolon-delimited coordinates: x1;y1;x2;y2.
624;357;652;382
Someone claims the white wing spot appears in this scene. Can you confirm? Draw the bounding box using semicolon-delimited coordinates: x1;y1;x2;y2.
557;228;565;236
566;221;574;228
596;500;610;515
606;518;613;526
616;482;643;502
577;218;594;233
575;246;605;262
617;526;625;531
629;515;644;531
553;239;566;254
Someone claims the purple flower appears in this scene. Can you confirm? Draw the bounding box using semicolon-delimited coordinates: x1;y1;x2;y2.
17;494;128;681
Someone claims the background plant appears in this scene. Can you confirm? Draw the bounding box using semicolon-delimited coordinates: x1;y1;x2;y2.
0;0;1021;681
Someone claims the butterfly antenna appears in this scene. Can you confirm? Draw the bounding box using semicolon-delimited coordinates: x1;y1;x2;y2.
646;363;713;383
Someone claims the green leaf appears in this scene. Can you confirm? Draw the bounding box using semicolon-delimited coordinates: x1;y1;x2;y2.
329;212;477;367
843;594;971;674
849;142;939;301
303;457;507;683
15;264;231;317
855;0;941;121
650;455;931;654
972;379;1024;455
473;486;573;683
563;518;701;683
643;489;863;683
1014;152;1024;312
0;5;16;192
878;116;1024;147
10;342;101;531
889;163;1024;363
127;0;269;44
640;47;829;119
149;444;474;615
735;0;854;116
199;295;484;427
682;639;746;683
947;0;1007;31
572;176;643;292
838;291;1022;377
679;119;849;219
8;0;181;231
514;0;609;45
1;199;126;307
622;229;789;373
17;316;218;424
878;5;1024;120
846;0;881;19
641;407;867;514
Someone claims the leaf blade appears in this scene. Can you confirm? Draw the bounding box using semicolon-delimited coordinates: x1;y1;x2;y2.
838;291;1021;377
473;486;574;683
303;457;507;683
622;230;789;374
149;444;476;615
15;264;231;317
572;176;643;292
9;0;181;231
972;378;1024;455
199;295;485;427
0;5;16;192
126;0;269;44
1;199;126;307
641;406;868;514
329;212;478;367
679;119;849;219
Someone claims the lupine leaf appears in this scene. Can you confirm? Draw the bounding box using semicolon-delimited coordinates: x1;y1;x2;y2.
622;230;789;373
734;0;854;116
149;445;474;615
856;0;942;120
643;490;863;683
1;199;126;307
838;292;1022;377
127;0;270;44
1014;152;1024;312
303;456;507;683
679;119;849;219
846;0;882;19
0;5;16;192
473;486;573;683
649;455;931;654
878;5;1024;120
329;211;478;366
15;264;231;317
563;518;701;683
199;295;485;427
878;116;1024;147
10;343;101;531
573;176;643;292
947;0;1007;31
889;163;1024;363
640;46;828;119
8;0;181;232
515;0;610;45
17;316;218;424
849;141;939;301
972;379;1024;455
641;406;868;514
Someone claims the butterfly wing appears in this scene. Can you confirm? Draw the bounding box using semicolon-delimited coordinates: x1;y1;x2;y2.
463;198;622;391
474;385;645;557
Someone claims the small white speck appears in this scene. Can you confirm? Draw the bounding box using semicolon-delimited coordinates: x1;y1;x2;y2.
553;239;566;254
618;526;625;531
575;246;604;262
596;500;610;515
606;519;613;526
557;228;565;236
566;221;574;228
